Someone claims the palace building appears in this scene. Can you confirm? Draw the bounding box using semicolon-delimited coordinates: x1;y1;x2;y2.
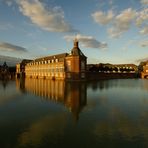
16;39;87;81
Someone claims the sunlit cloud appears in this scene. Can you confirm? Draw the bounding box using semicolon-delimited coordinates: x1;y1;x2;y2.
136;8;148;26
140;0;148;5
92;10;114;25
64;34;107;49
5;0;13;7
140;40;148;47
108;8;136;38
0;42;28;53
16;0;76;32
140;26;148;35
107;27;123;38
92;6;148;38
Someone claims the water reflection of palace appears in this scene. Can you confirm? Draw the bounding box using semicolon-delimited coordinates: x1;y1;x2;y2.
16;79;87;120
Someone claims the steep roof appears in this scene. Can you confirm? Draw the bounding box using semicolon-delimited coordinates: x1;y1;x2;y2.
34;53;68;62
21;59;32;64
70;39;86;58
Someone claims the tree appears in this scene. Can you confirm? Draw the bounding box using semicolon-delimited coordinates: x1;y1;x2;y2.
2;61;9;72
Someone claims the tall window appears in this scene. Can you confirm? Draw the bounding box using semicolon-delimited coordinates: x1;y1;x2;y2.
66;60;71;72
81;61;85;71
56;59;58;62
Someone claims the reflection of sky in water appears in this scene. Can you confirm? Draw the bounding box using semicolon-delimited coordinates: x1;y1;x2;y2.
0;81;22;106
0;79;148;148
85;79;148;147
87;79;148;114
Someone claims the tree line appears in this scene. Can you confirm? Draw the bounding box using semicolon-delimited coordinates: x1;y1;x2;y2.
0;62;16;79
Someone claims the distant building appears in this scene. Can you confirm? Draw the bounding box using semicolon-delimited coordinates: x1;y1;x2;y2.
141;61;148;78
87;63;137;73
113;64;137;72
16;40;87;81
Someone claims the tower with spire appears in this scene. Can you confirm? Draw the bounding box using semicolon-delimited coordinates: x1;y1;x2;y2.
65;39;87;80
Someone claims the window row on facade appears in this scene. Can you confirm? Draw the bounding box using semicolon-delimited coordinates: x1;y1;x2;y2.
25;67;65;72
27;59;60;66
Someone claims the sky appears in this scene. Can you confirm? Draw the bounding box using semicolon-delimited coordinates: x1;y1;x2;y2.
0;0;147;65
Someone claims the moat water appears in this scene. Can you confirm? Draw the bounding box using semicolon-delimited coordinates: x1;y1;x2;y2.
0;79;148;148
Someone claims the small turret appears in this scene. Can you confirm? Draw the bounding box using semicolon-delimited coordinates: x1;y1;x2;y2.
74;38;79;48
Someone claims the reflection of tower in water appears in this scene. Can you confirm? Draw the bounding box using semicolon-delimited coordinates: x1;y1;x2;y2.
16;78;26;93
17;79;87;121
65;82;87;121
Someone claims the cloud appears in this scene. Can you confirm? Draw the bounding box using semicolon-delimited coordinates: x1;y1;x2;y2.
64;34;107;49
140;40;148;47
108;8;136;38
0;23;13;30
16;0;76;32
1;0;13;6
0;55;21;66
0;42;28;52
135;57;148;63
107;27;122;38
136;8;148;26
140;26;148;35
140;0;148;5
92;7;148;38
92;10;114;25
5;0;13;6
113;7;148;37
